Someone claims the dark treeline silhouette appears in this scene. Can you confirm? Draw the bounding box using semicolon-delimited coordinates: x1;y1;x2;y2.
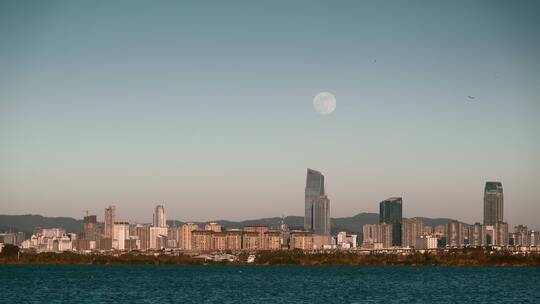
2;247;539;266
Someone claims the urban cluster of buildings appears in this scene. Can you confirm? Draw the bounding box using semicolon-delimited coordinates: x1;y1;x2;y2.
1;169;538;254
361;182;540;250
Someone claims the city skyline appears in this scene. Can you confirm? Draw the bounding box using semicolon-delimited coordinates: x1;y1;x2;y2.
1;1;539;228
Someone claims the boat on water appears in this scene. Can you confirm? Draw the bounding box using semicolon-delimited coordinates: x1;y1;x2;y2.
247;254;256;263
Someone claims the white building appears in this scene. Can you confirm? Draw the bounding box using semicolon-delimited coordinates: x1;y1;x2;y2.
150;227;168;249
416;235;437;249
337;231;347;245
347;234;357;248
113;222;129;250
153;205;167;228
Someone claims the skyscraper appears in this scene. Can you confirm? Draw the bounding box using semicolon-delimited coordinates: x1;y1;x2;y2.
104;206;115;238
83;214;97;240
379;197;402;246
304;169;330;235
312;196;331;235
153;205;166;228
484;182;503;225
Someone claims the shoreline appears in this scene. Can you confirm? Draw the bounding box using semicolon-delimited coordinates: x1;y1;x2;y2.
2;250;539;267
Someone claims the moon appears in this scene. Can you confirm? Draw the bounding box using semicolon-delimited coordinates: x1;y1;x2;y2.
313;92;336;115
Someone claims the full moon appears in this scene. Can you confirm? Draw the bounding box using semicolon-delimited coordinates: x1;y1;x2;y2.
313;92;336;115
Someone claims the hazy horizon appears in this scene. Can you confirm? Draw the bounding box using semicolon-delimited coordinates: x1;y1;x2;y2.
1;1;539;229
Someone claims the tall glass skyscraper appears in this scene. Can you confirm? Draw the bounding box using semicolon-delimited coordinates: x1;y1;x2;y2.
379;197;402;246
484;182;503;225
304;169;330;234
153;205;167;228
104;205;115;238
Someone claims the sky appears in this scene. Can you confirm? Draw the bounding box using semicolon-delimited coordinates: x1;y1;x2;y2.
0;1;539;228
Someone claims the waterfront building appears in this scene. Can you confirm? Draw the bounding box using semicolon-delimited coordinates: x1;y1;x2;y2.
313;234;332;249
191;230;213;251
156;235;168;249
471;222;485;247
225;229;242;251
495;222;509;246
104;206;116;238
153;205;166;228
167;226;181;248
99;238;113;250
402;218;423;248
462;224;471;245
112;222;129;250
83;215;97;241
243;226;269;249
213;232;227;251
514;225;529;246
290;231;314;250
362;223;392;248
0;232;25;246
149;226;168;249
312;196;331;235
416;235;438;249
265;231;282;250
446;220;464;247
125;236;140;251
242;231;260;250
484;223;508;247
529;231;539;246
362;224;379;246
337;232;347;245
205;222;222;233
304;169;331;235
181;223;199;250
135;224;151;250
379;197;403;246
484;182;503;226
347;234;357;248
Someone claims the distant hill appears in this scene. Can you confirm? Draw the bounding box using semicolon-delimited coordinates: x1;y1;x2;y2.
0;214;84;237
1;213;456;241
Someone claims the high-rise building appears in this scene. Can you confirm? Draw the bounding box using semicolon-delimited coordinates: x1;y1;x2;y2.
379;197;402;246
181;223;199;250
312;196;331;235
243;226;269;249
471;222;485;247
167;226;181;248
225;229;242;250
402;218;423;248
135;224;151;250
153;205;166;228
83;215;97;240
446;220;464;247
514;225;529;247
484;182;503;225
362;223;393;248
304;169;331;235
149;226;168;249
289;231;314;250
104;206;115;238
113;222;129;250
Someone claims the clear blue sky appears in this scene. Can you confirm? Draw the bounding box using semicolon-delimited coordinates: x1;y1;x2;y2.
1;1;539;228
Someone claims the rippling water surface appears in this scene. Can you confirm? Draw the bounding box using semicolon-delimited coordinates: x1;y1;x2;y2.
1;265;539;303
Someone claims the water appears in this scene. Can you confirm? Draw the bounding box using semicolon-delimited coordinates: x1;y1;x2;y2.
1;265;539;303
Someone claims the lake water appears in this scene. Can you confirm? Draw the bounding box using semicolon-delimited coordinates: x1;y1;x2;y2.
1;265;539;303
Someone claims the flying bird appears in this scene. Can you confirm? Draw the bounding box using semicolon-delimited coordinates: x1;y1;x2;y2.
467;96;476;100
